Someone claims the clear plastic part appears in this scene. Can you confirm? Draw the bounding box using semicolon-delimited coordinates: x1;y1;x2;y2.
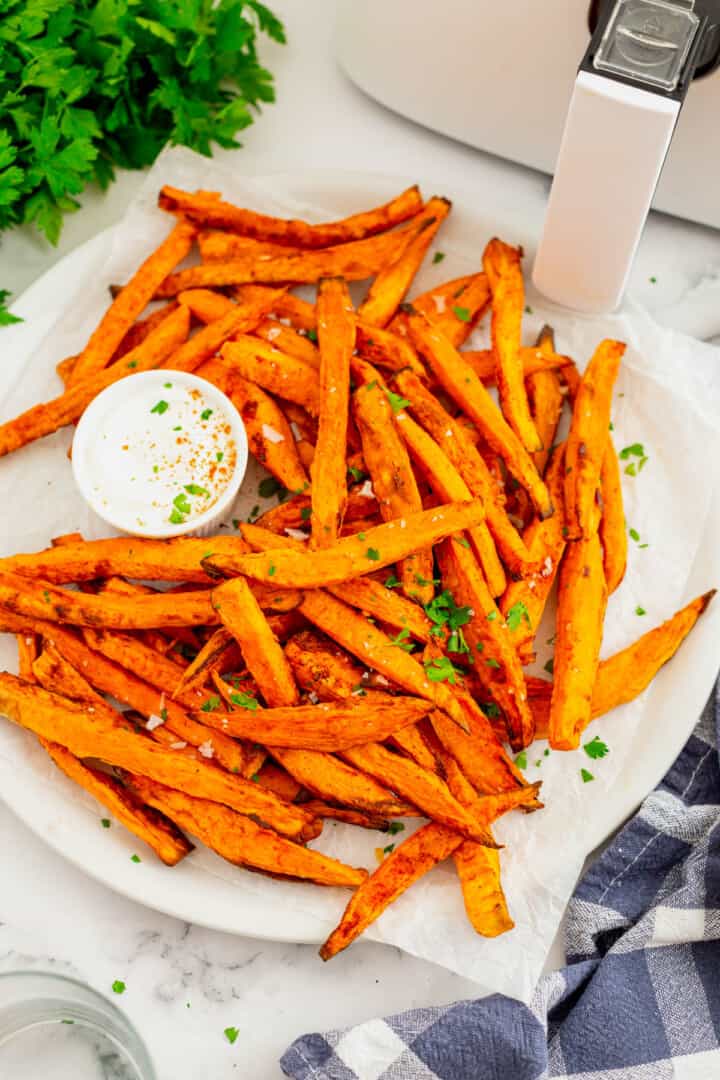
594;0;700;90
0;972;156;1080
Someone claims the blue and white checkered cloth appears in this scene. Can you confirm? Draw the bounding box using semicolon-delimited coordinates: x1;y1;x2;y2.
281;679;720;1079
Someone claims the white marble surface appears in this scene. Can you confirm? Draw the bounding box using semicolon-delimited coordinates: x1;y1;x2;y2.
1;3;720;1077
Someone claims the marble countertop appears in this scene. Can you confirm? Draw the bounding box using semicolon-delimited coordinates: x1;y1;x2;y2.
1;3;719;1076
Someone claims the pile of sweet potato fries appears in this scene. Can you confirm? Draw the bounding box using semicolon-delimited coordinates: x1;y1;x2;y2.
0;183;714;958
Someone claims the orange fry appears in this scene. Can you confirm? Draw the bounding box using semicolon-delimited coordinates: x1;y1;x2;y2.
527;326;564;476
398;273;491;346
355;320;426;377
599;440;627;594
220;338;320;416
272;747;414;816
228;373;309;492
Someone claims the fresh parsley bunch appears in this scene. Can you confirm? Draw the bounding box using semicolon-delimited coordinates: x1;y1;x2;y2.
0;0;285;248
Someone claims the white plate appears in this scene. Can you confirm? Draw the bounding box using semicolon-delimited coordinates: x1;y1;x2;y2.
1;168;719;954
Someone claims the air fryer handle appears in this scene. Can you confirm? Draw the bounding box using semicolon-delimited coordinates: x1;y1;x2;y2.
532;71;679;314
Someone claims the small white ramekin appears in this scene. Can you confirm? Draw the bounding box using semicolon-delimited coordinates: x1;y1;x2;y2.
72;370;248;539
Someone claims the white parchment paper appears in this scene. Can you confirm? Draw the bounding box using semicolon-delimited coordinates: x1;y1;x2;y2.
2;147;720;999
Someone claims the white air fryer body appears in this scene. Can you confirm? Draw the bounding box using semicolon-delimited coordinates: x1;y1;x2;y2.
335;0;719;229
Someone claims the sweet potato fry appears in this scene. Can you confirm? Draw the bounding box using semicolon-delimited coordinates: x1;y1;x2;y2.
564;340;625;539
265;292;317;332
204;499;485;586
399;273;491;346
171;628;238;698
158;183;423;247
395;409;506;598
527;326;564;476
463;345;572;384
284;631;365;700
254;318;320;369
499;448;567;656
311;277;355;547
319;822;463;958
177;287;235;323
254;760;303;802
483;238;541;453
46;743;193;865
352;378;434;601
358;198;451;326
32;643;117;718
0;571;218;629
198;697;430;750
69;220;196;384
271;747;414;816
78;627;198;705
250;484;376;537
0;672;316;840
228;373;309;492
220;338;320;416
0;535;250;585
549;530;608;750
437;536;534;750
0;305;191;458
454;843;514;937
156;229;412;295
342;742;490;842
328;578;435;643
298;590;472;732
599;440;627;594
198;232;305;261
355;320;426;377
300;802;391;831
130;775;365;887
404;309;552;518
212;577;299;707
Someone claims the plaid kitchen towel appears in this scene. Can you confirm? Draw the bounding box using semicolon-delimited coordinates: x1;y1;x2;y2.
281;680;720;1080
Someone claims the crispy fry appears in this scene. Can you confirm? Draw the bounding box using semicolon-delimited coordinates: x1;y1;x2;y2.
400;273;491;346
483;238;541;452
352;378;434;601
69;221;196;384
31;644;117;718
463;345;572;384
220;338;320;415
265;292;316;332
158;183;423;247
404;309;552;518
300;801;391;831
250;485;376;537
390;723;440;773
272;747;414;816
131;775;365;887
198;697;430;750
0;535;250;585
527;326;564;476
285;631;366;700
156;228;413;295
549;531;608;750
499;448;567;655
358;198;451;326
342;742;489;841
228;373;309;492
298;590;472;732
0;672;316;840
454;844;514;937
254;760;303;801
198;232;305;261
311;277;355;547
205;500;485;586
212;577;299;707
171;628;238;698
395;409;506;598
254;318;320;368
0;571;218;629
177;287;235;323
355;320;426;377
78;627;197;705
328;578;435;642
437;536;534;750
0;305;191;458
599;439;627;594
564;340;624;539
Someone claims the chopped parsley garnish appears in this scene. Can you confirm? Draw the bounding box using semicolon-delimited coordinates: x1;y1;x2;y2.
584;736;609;760
111;981;125;995
249;505;260;520
230;691;258;710
635;605;646;616
305;328;318;343
366;547;380;560
629;527;640;542
250;773;259;782
164;382;172;388
168;506;185;524
150;400;169;415
160;708;168;721
386;390;411;414
609;421;614;431
515;751;527;769
423;656;461;684
268;564;276;576
173;425;182;431
453;305;471;322
173;492;192;515
486;657;500;669
384;574;402;589
524;305;533;314
200;408;213;420
348;465;366;483
383;844;395;855
224;1027;239;1045
126;360;137;368
649;275;657;283
365;379;378;391
580;768;594;783
101;818;111;828
415;574;440;587
184;483;210;498
357;532;366;540
152;465;159;473
300;506;312;521
43;590;50;603
258;476;285;499
352;684;367;696
424;591;472;654
389;628;415;652
619;442;645;460
200;695;221;712
506;601;531;632
482;702;501;719
130;854;141;863
387;821;405;835
638;543;649;549
625;462;637;476
216;452;224;462
432;252;445;264
544;658;554;675
486;610;497;622
457;537;470;549
475;642;484;653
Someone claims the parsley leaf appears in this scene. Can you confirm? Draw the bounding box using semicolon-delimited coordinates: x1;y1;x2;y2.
366;547;380;561
635;605;646;616
389;627;415;652
200;695;221;712
151;400;169;415
348;465;366;483
432;252;445;264
258;476;285;500
111;980;125;995
506;601;531;632
230;691;258;711
580;768;595;783
514;751;527;769
584;736;609;759
387;821;405;835
224;1026;239;1045
0;290;22;327
619;442;645;460
453;305;471;322
384;574;402;589
184;483;209;498
386;390;411;414
423;656;461;684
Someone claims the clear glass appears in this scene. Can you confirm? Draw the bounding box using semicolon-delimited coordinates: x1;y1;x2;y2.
594;0;700;90
0;972;156;1080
